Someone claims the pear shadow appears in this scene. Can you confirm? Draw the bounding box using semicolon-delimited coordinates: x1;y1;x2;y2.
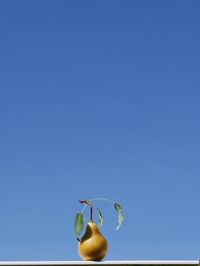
81;225;93;243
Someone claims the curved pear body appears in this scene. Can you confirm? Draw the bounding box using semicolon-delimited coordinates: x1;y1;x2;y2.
78;222;108;261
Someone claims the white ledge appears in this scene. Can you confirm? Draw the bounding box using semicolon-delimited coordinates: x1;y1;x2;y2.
0;261;199;266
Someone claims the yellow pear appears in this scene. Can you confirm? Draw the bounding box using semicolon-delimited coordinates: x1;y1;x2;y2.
78;222;108;261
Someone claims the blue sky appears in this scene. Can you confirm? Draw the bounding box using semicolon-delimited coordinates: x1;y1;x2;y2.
0;0;200;261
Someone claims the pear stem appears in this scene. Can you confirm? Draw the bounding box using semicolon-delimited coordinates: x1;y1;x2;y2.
78;200;94;222
90;206;93;222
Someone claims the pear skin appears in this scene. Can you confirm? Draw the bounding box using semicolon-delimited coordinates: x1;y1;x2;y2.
78;222;108;261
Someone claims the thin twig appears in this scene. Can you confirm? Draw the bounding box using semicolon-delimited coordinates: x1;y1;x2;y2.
89;197;115;204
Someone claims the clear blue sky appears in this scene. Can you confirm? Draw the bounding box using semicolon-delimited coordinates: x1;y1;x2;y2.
0;0;199;261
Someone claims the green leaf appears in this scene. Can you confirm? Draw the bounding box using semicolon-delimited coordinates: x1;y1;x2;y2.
97;208;103;229
74;213;84;237
114;203;124;230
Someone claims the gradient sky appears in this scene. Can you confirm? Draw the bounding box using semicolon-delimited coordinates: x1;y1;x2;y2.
0;0;200;261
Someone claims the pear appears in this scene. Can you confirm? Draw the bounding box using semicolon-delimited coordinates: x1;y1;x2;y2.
78;222;108;261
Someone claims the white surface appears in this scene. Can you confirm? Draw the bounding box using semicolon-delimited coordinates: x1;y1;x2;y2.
0;261;199;265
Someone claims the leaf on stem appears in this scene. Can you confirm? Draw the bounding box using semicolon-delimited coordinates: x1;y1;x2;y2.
79;200;92;206
74;213;84;237
114;203;124;230
97;208;103;229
